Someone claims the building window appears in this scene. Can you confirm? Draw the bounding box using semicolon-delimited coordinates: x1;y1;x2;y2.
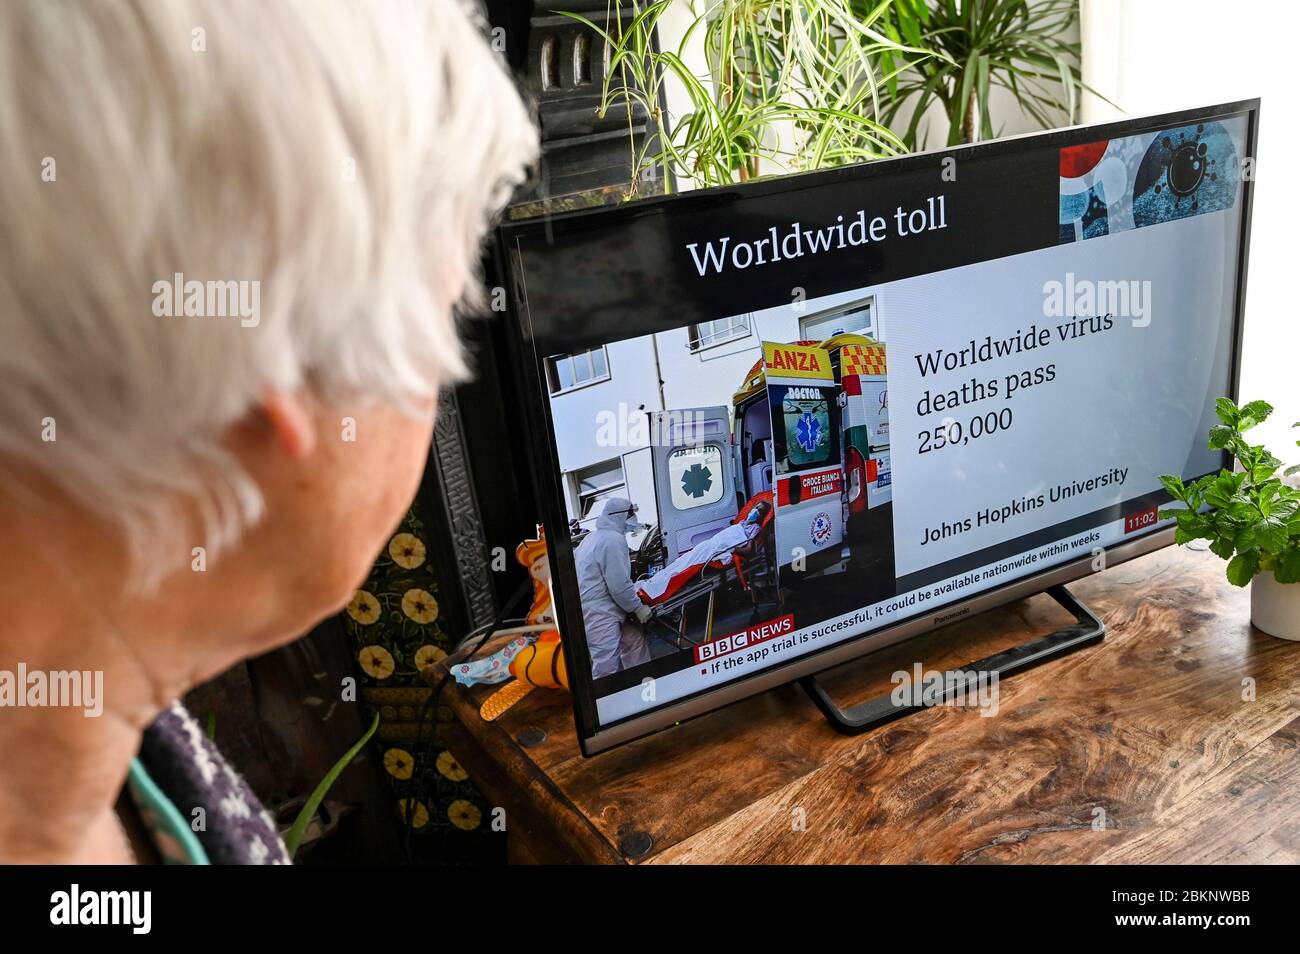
547;347;610;394
687;314;751;352
574;458;625;523
799;297;877;341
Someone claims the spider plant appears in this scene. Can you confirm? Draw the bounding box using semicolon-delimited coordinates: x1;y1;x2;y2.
873;0;1091;148
560;1;934;194
284;711;380;859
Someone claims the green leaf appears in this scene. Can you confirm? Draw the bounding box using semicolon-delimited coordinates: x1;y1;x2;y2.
1192;473;1221;494
900;8;924;47
1257;484;1277;518
1209;536;1236;561
954;49;978;142
285;711;381;859
1207;424;1236;450
1238;399;1273;430
976;54;993;140
1204;473;1241;508
1225;499;1258;522
1214;397;1240;427
1251;449;1283;483
1174;510;1210;538
1274;548;1300;585
1226;550;1261;587
1158;474;1187;501
1254;517;1291;555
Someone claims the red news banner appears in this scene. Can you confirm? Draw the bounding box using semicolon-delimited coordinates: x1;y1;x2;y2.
695;614;796;664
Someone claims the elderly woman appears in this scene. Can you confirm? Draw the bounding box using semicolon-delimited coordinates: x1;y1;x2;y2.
0;0;535;863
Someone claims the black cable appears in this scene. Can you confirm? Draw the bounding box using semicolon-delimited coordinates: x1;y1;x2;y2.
454;617;529;653
401;577;533;864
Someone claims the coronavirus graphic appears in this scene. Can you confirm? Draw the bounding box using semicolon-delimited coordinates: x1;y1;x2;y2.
1153;125;1217;210
1133;121;1239;228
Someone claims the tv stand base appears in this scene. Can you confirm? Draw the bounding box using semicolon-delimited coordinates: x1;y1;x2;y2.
799;584;1104;735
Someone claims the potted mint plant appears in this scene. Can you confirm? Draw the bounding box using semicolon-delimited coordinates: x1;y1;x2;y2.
1160;398;1300;640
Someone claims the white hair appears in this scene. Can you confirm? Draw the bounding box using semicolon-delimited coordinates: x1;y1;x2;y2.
0;0;536;573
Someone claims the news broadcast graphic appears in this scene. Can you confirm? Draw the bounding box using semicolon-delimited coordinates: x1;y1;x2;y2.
500;102;1255;754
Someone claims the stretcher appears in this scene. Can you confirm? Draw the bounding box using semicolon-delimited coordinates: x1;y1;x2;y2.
635;492;777;649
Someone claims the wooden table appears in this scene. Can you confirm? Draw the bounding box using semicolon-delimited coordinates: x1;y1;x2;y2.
434;546;1300;864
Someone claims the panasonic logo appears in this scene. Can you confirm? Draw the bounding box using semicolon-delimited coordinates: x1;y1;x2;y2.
934;606;971;625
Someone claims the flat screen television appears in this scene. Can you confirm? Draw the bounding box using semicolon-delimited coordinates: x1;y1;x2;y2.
497;100;1258;755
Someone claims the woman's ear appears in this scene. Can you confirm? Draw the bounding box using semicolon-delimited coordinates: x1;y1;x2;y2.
260;390;317;460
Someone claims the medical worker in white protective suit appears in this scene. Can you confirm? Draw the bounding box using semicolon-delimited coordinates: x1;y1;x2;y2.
575;497;652;678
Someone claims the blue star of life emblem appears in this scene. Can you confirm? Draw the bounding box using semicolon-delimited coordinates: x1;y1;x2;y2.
681;462;713;499
796;411;820;453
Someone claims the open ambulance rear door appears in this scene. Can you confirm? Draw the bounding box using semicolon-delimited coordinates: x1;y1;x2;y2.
648;406;738;560
763;341;846;583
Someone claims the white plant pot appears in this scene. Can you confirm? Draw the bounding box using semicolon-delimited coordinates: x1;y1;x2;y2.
1250;571;1300;641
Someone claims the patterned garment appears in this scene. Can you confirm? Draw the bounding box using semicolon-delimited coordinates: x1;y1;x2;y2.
343;507;504;864
133;702;290;865
129;507;501;865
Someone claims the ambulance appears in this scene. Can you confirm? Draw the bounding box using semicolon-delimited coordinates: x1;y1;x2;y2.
639;334;889;585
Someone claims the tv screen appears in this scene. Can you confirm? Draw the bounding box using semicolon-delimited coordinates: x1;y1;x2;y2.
499;101;1257;755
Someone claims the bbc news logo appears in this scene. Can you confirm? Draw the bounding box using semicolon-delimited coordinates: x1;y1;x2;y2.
696;614;795;664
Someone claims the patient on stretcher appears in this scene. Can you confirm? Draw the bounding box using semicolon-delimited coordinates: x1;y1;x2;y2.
637;500;771;606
